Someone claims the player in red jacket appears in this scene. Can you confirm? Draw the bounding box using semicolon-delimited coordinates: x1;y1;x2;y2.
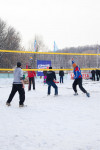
28;66;36;90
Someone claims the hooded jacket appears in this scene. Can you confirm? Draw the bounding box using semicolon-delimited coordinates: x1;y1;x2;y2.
46;71;56;81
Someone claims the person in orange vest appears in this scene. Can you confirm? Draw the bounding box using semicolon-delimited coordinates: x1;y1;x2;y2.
28;66;36;90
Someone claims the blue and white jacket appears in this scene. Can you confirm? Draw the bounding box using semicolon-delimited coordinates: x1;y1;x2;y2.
72;60;82;79
73;66;82;79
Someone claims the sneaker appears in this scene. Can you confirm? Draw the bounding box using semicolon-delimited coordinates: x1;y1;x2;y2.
74;93;78;96
19;104;24;107
54;95;58;97
6;102;11;106
86;92;90;97
19;104;27;107
54;93;58;96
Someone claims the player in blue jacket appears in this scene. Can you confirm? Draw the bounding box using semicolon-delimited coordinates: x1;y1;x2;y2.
72;58;90;97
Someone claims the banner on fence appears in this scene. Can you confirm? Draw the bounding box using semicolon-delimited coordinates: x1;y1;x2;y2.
37;60;51;76
70;72;92;79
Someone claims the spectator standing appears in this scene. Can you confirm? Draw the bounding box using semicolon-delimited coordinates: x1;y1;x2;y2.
98;70;100;80
59;67;64;83
96;69;99;81
91;70;95;81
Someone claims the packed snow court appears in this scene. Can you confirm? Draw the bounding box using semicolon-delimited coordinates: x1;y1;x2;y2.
0;76;100;150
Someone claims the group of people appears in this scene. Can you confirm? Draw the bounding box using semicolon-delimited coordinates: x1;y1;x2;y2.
6;58;90;107
91;69;100;81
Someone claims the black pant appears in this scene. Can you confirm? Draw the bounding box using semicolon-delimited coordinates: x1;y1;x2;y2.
28;77;35;90
7;84;25;105
96;75;99;81
92;74;95;81
60;76;63;83
46;81;58;95
72;78;87;93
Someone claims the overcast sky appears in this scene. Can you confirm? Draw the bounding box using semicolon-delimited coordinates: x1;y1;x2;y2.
0;0;100;50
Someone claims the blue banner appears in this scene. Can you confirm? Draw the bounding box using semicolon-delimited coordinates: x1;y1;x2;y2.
37;60;51;76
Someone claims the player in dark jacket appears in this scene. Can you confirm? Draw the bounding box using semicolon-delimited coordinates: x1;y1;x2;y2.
46;66;58;95
72;58;90;97
59;67;64;83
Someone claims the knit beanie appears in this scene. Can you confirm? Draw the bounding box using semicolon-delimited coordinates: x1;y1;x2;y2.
17;62;21;67
49;66;52;69
72;60;77;68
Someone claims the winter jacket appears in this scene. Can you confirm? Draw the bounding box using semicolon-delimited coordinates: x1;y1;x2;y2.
95;70;99;76
13;67;24;84
59;71;64;77
46;71;56;81
91;70;95;75
73;66;82;79
28;71;36;78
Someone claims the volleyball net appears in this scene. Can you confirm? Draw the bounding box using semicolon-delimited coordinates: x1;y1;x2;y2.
0;49;100;71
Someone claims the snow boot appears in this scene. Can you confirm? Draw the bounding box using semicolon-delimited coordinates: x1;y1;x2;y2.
6;102;11;106
19;104;27;107
86;92;90;97
74;93;78;96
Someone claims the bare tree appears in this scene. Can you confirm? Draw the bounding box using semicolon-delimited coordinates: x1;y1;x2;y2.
0;18;21;68
4;27;21;50
28;35;47;68
0;19;21;50
0;19;7;49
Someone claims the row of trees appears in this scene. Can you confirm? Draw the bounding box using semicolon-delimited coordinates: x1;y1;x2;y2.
0;18;100;69
0;18;46;69
0;18;22;68
0;19;21;50
58;45;100;68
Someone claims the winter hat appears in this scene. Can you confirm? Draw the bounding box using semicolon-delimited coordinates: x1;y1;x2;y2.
72;60;77;68
17;62;21;67
28;66;31;68
49;66;52;69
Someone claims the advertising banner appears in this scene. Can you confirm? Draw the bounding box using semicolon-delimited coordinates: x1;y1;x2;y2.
37;60;51;76
70;72;92;79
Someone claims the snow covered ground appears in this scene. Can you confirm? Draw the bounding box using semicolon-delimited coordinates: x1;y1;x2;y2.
0;77;100;150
